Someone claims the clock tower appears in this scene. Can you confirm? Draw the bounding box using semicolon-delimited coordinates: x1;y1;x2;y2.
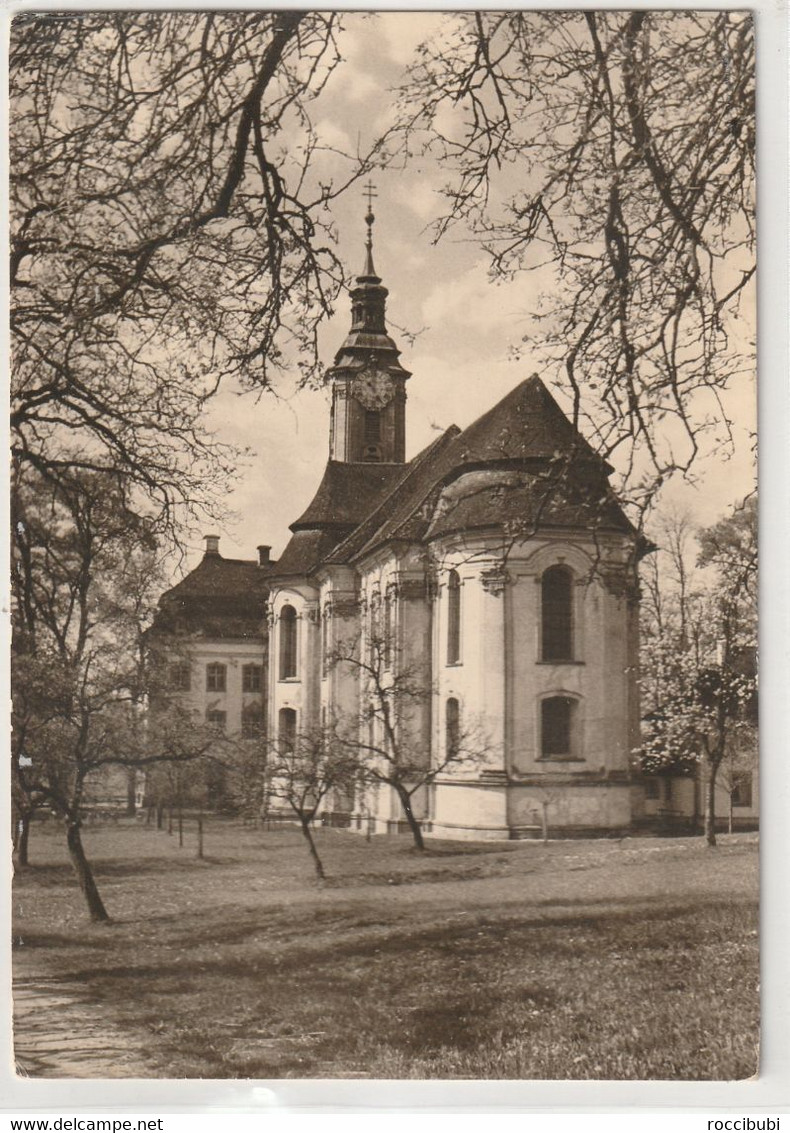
326;189;411;463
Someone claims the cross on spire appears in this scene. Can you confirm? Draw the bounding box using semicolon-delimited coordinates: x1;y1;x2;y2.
364;179;377;219
361;180;379;277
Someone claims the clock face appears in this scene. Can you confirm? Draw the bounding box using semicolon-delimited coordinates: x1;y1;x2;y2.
354;368;395;410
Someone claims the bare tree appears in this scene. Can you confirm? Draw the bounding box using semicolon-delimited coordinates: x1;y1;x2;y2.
10;12;390;537
399;12;755;520
11;465;215;919
266;727;358;880
331;634;487;851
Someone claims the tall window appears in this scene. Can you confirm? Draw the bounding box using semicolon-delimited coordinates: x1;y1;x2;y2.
541;565;573;661
732;774;753;808
383;590;397;670
242;704;263;739
279;605;297;680
206;662;226;692
364;410;381;443
447;569;461;664
321;609;330;679
278;707;297;753
242;664;262;692
541;696;577;759
446;697;460;759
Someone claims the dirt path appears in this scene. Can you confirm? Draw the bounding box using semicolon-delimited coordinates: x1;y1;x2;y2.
14;974;158;1078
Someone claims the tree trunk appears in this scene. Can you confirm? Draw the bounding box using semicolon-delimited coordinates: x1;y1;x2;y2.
397;787;425;851
156;801;164;830
168;805;173;835
728;791;734;835
66;819;110;922
15;813;31;867
125;768;136;817
178;804;183;848
197;815;204;860
704;764;718;847
299;816;325;880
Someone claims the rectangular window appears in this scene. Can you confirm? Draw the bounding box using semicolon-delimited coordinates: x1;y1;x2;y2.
169;662;191;691
241;706;263;738
206;663;226;693
541;696;576;758
278;707;297;753
242;664;262;692
321;610;330;679
279;606;298;680
364;410;381;443
732;775;752;807
541;566;573;661
206;709;227;733
644;777;661;800
447;570;461;665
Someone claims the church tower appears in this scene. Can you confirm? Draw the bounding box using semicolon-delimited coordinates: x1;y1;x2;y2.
326;186;411;463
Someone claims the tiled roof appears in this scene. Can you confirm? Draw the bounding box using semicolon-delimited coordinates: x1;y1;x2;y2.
442;373;607;471
273;529;351;578
424;468;632;541
291;461;405;530
327;374;632;564
324;428;461;565
152;553;271;639
271;460;410;579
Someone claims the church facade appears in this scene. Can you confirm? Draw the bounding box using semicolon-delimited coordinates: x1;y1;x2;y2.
155;214;651;839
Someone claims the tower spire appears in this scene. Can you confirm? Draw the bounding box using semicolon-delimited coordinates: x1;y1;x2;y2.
362;179;378;279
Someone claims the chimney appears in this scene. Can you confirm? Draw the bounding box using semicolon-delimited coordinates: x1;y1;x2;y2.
204;534;220;556
257;545;271;566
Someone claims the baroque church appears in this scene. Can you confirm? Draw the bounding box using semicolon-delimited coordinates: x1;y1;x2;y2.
154;208;653;839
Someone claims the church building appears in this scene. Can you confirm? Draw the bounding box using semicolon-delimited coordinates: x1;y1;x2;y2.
154;207;651;839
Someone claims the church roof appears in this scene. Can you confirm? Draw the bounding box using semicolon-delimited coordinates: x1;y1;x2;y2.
325;374;632;565
273;462;409;577
324;428;462;566
290;461;405;531
441;373;610;473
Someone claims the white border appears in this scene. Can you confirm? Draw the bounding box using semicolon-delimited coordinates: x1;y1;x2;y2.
2;0;788;1116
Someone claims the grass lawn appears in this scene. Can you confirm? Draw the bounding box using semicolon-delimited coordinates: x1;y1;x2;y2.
13;817;759;1080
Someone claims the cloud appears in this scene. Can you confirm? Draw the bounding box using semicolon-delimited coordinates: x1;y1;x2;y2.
378;13;446;65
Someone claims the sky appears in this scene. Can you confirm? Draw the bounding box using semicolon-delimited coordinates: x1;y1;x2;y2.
193;12;756;571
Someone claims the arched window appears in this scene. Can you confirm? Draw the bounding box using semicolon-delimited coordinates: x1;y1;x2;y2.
446;697;460;760
278;707;297;753
447;570;461;665
541;565;573;661
541;696;577;759
279;605;297;680
206;662;226;692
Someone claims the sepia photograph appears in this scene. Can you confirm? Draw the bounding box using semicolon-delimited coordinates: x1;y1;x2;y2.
10;9;758;1083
